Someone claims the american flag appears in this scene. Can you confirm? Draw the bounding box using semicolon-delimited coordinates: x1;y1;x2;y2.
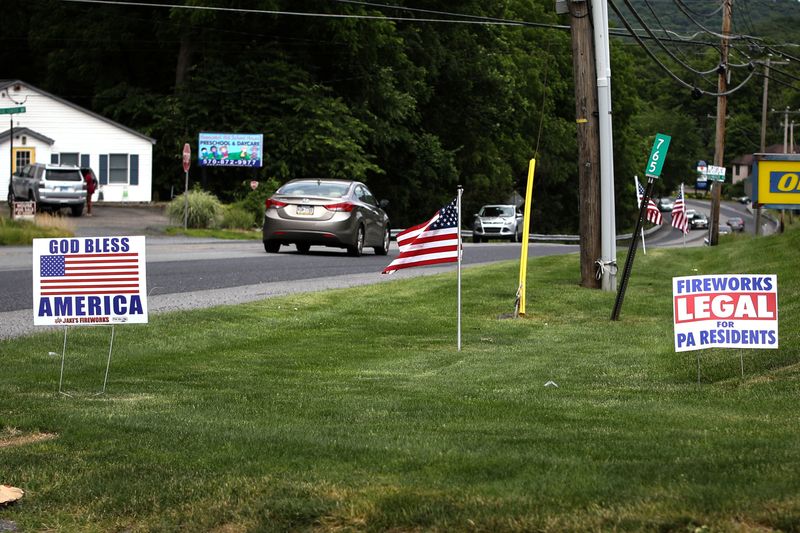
382;198;460;274
671;183;689;234
636;177;663;225
39;252;140;296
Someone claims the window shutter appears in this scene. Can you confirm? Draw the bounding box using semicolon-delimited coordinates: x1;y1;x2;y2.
50;154;59;164
81;154;90;168
99;155;108;185
129;154;139;186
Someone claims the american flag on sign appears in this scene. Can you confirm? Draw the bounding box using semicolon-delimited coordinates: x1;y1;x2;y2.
635;177;663;225
671;183;689;234
39;252;140;296
382;198;460;274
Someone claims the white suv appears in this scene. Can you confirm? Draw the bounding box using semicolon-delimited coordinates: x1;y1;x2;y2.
9;163;87;216
472;204;524;243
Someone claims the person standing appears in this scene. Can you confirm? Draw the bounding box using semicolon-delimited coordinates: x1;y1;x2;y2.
84;169;96;216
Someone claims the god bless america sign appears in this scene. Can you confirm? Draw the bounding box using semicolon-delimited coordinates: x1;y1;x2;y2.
33;236;148;326
673;274;777;352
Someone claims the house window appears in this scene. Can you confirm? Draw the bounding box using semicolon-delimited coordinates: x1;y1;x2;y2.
109;154;129;184
14;149;33;172
60;152;80;166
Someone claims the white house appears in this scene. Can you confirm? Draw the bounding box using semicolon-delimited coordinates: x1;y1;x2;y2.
0;80;155;203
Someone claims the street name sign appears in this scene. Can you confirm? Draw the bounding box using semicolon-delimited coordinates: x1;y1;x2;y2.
0;106;26;115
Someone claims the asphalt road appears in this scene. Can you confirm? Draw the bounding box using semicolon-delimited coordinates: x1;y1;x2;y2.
0;200;765;338
0;204;579;317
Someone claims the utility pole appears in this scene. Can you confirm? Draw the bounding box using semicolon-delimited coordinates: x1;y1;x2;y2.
757;59;787;235
709;0;732;247
591;0;617;292
568;0;602;289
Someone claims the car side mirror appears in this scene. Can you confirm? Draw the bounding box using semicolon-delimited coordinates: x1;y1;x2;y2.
379;199;389;209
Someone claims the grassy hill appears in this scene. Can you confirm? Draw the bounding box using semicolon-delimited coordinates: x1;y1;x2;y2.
1;227;799;531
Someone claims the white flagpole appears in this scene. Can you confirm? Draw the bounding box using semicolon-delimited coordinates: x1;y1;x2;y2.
681;184;687;247
635;176;647;255
457;186;463;351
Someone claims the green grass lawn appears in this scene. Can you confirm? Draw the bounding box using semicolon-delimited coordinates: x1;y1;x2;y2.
0;214;74;245
1;228;799;532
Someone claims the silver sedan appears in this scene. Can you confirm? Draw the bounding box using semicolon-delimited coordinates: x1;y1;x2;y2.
262;179;390;256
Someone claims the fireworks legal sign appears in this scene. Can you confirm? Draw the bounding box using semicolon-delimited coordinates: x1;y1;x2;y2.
32;236;148;326
672;274;778;352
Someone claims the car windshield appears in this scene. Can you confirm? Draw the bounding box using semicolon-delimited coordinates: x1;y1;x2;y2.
278;181;350;198
45;169;83;182
479;206;515;217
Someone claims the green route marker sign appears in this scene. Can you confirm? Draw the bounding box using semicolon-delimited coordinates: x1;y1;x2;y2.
0;106;26;115
645;133;671;179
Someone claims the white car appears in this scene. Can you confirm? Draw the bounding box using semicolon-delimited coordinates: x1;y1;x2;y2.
472;204;524;243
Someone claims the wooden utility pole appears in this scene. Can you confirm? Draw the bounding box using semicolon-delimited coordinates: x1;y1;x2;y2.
569;0;602;288
709;0;732;246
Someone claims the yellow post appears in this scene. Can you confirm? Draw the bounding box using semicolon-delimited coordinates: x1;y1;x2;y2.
517;158;536;317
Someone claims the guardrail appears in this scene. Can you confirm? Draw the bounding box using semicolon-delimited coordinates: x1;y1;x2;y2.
390;225;660;242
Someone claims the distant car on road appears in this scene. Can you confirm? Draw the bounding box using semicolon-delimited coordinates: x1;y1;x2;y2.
657;197;674;212
726;217;745;232
733;196;750;204
689;212;708;230
262;179;390;256
472;204;524;243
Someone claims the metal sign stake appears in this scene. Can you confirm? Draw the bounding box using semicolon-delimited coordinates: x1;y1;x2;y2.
97;326;116;395
58;327;71;397
696;353;701;385
56;325;117;397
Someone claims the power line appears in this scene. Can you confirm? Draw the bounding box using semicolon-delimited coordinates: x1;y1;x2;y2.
622;0;722;75
608;0;757;96
60;0;571;30
673;0;762;41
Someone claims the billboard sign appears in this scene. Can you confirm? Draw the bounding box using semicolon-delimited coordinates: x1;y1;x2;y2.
198;132;263;168
673;274;778;352
33;236;148;326
706;165;726;182
752;154;800;208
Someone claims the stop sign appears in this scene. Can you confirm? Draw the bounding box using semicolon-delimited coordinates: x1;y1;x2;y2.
182;143;191;173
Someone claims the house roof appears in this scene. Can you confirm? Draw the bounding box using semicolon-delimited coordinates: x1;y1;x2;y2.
730;144;798;165
0;126;55;145
0;80;156;144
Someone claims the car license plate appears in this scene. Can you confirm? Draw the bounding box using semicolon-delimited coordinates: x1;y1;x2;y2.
296;205;314;215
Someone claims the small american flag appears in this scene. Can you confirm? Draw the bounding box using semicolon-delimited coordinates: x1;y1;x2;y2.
671;183;689;234
382;198;460;274
39;252;140;296
636;177;663;225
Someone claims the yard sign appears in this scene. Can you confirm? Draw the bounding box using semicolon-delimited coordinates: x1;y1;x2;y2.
33;236;148;326
673;274;778;352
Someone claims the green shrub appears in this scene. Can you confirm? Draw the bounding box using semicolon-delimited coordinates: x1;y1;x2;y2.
220;205;256;230
167;188;223;229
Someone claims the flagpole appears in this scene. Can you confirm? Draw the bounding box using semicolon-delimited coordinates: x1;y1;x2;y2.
457;185;463;352
641;227;647;255
635;176;647;255
682;184;687;247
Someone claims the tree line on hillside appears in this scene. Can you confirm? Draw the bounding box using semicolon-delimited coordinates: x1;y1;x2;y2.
2;0;798;230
